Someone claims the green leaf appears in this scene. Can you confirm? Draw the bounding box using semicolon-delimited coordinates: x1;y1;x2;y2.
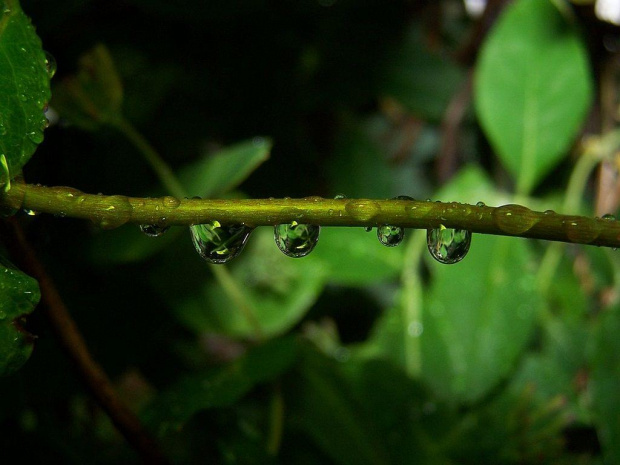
178;138;272;198
142;336;298;435
474;0;593;194
363;167;542;404
590;306;620;464
51;43;123;130
0;0;51;189
0;256;40;376
89;138;271;265
166;228;327;339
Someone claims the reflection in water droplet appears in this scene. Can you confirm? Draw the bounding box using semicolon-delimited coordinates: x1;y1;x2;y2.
140;224;170;237
492;204;537;234
427;225;471;264
603;213;616;221
274;221;320;258
334;193;347;199
377;224;404;247
191;221;253;264
476;201;485;207
44;51;57;78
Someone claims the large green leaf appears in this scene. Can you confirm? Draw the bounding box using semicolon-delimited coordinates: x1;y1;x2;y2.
590;306;620;464
474;0;593;194
0;0;51;189
142;336;298;436
89;138;271;265
363;167;542;404
0;256;40;376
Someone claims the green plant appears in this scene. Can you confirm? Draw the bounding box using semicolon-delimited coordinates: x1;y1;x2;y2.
1;0;620;463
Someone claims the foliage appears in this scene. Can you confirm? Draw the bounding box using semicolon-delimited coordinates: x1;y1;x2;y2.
1;0;619;464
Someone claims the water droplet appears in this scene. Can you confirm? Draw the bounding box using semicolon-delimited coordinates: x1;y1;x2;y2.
44;51;57;78
476;201;485;207
603;213;616;221
492;204;538;235
345;200;380;222
3;4;11;14
140;224;170;237
377;224;404;247
190;221;253;264
544;210;555;215
426;225;471;264
334;193;347;199
162;196;181;209
563;216;600;244
274;221;320;258
19;94;28;102
394;195;414;201
22;209;38;216
364;226;373;232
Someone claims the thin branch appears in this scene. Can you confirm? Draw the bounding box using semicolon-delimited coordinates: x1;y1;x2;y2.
0;218;170;465
2;182;620;248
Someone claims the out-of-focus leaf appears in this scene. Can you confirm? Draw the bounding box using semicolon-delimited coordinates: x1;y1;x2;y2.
590;306;620;464
178;137;271;198
0;0;51;189
170;228;327;338
90;138;271;265
475;0;593;194
363;167;542;404
303;227;404;286
51;44;123;130
382;27;465;122
0;256;40;376
142;336;297;436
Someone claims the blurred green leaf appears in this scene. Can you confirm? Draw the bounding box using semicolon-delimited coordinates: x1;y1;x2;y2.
0;0;51;189
171;228;327;338
590;306;620;464
0;256;40;376
52;44;123;130
179;138;271;198
303;227;404;286
474;0;593;194
142;336;297;436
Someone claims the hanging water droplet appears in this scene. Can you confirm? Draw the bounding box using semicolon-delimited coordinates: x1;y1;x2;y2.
602;213;616;221
426;225;471;264
190;221;253;264
44;51;57;78
274;221;320;258
140;224;170;237
334;193;347;199
476;201;485;207
377;224;404;247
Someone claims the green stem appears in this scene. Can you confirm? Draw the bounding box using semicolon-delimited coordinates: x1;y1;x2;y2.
4;183;620;248
111;117;187;200
266;383;284;456
400;230;427;377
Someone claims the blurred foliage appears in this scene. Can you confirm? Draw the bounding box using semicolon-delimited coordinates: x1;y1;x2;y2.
2;0;620;463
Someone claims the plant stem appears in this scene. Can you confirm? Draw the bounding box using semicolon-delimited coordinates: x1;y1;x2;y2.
4;182;620;248
0;218;170;465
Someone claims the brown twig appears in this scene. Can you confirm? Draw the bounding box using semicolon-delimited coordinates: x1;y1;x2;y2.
0;218;169;465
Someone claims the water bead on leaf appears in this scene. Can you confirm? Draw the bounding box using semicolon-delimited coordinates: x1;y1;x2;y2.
334;193;347;199
140;224;170;237
426;225;472;264
377;225;404;247
44;51;57;79
274;221;320;258
395;195;414;201
190;221;253;264
602;213;616;221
